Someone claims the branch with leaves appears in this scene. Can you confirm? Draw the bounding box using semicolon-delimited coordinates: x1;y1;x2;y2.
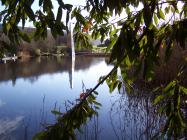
1;0;187;139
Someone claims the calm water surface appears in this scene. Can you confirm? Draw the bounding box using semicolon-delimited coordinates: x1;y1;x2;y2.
0;56;164;140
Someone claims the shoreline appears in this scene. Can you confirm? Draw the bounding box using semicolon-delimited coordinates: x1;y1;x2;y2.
0;53;110;63
18;52;110;59
75;52;110;57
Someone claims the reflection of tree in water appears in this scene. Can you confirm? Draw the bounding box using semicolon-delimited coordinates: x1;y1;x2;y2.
76;114;100;140
27;76;38;84
69;56;75;89
109;91;165;140
0;56;105;86
4;95;52;140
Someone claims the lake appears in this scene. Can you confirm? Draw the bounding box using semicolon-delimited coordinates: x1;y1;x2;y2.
0;56;164;140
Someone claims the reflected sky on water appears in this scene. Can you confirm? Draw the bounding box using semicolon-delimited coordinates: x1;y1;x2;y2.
0;56;164;140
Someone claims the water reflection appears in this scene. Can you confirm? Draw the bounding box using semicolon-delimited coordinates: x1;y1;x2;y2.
0;56;167;140
0;98;5;108
69;56;75;89
77;114;100;140
109;92;165;140
63;82;166;140
0;56;113;140
71;90;166;140
0;116;24;140
0;56;103;86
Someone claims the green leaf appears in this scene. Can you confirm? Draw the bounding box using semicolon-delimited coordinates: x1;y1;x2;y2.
87;96;93;103
25;5;35;21
22;14;25;29
43;0;53;12
33;132;47;140
163;81;176;94
6;23;11;31
56;7;62;22
153;94;164;105
154;14;158;26
159;9;165;20
165;6;170;14
51;110;63;115
118;82;122;92
0;9;7;16
177;95;180;109
179;86;187;95
106;37;117;53
153;81;176;105
0;10;7;22
64;4;73;11
126;6;130;14
110;28;119;37
92;100;102;106
93;91;98;95
152;86;161;93
177;111;186;128
157;106;166;114
109;81;118;93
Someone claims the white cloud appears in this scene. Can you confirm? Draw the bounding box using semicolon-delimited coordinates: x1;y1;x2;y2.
0;116;24;136
0;99;5;108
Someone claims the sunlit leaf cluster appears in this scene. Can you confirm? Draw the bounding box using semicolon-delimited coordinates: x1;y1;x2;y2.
33;90;101;140
0;0;72;44
76;0;187;138
153;80;187;138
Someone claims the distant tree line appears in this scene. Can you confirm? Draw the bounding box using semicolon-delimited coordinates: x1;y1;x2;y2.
0;26;68;57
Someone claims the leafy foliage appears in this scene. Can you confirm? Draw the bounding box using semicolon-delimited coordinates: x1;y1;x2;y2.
1;0;187;139
33;90;101;140
0;0;72;43
153;80;186;138
73;0;187;138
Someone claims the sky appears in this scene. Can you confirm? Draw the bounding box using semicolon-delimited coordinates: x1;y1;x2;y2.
0;0;86;27
0;0;184;27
